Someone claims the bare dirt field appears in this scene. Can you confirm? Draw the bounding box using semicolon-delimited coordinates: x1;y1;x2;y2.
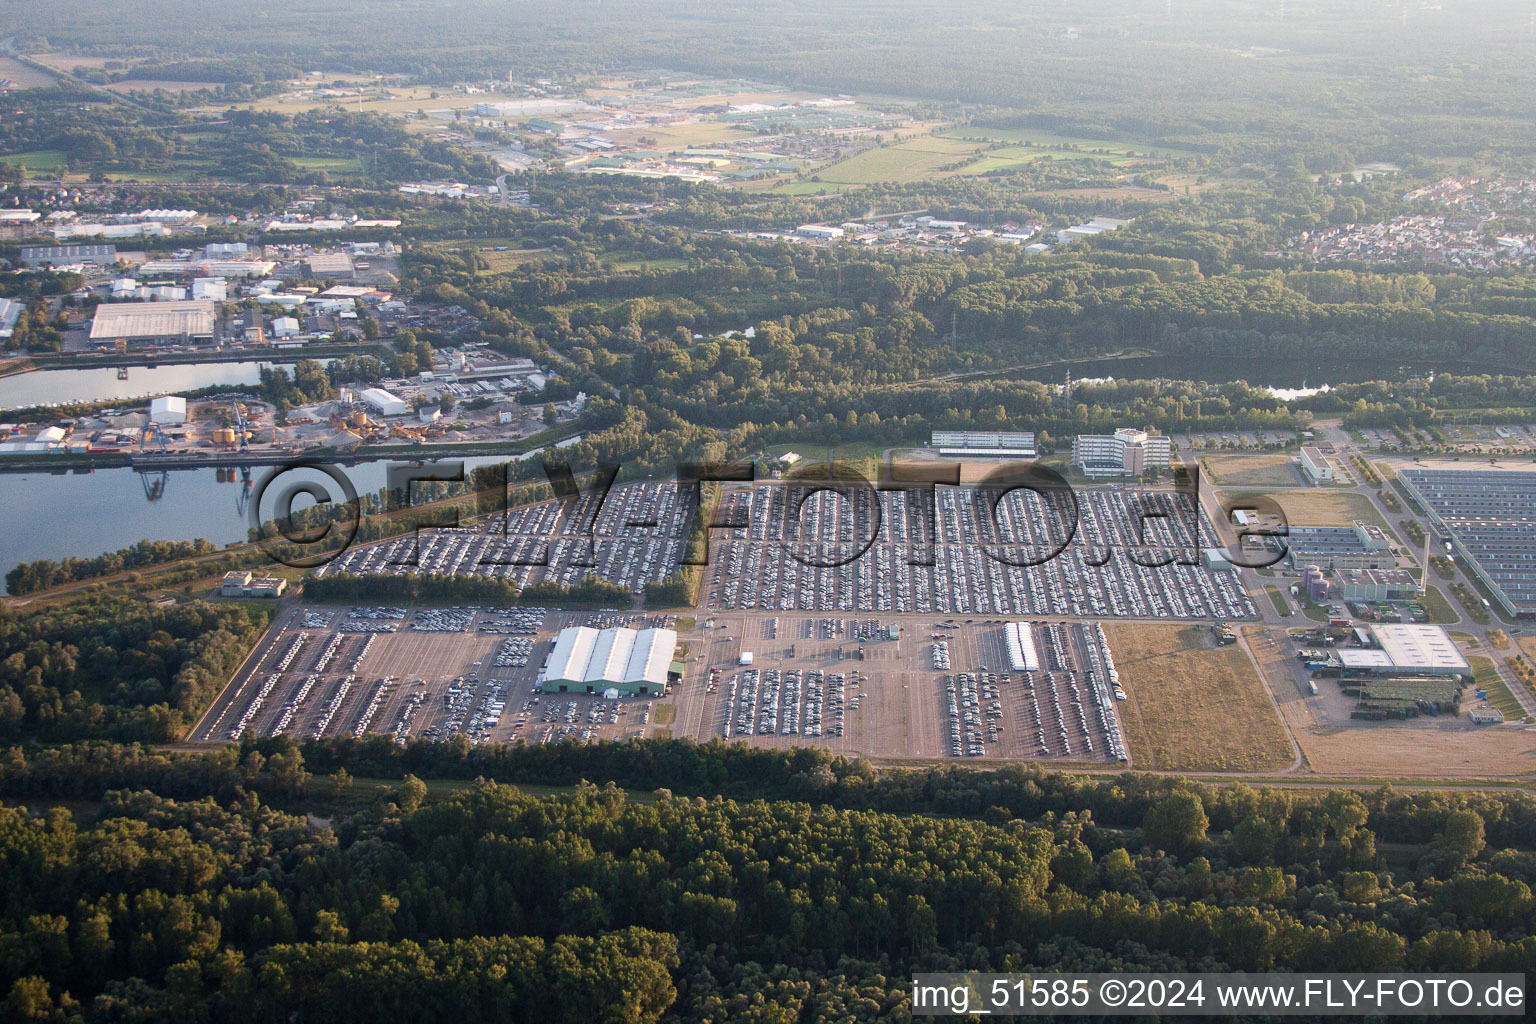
32;54;117;72
1223;488;1389;529
1107;622;1293;772
1203;453;1304;488
1290;721;1536;777
0;57;57;89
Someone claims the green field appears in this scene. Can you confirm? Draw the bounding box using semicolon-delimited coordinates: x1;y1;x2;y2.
605;254;688;271
939;126;1200;161
474;248;554;273
293;155;366;172
1265;586;1294;617
0;149;68;174
1421;585;1461;625
799;136;986;186
774;125;1200;192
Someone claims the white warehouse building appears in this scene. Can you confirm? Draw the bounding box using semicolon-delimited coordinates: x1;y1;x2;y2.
149;395;187;425
1005;622;1040;672
358;387;409;417
540;625;678;695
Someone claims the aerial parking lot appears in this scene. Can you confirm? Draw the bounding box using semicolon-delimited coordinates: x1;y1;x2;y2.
675;613;1130;763
315;480;691;594
206;476;1262;763
708;485;1256;619
313;480;1255;621
192;604;679;748
196;605;1135;764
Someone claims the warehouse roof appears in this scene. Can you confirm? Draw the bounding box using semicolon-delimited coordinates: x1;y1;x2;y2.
543;625;677;687
1337;649;1395;670
307;252;355;275
1371;624;1470;673
89;300;217;340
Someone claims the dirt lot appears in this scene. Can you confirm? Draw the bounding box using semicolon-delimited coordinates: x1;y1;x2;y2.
1202;453;1304;488
1223;488;1390;529
1106;622;1293;772
0;57;57;89
1289;721;1536;777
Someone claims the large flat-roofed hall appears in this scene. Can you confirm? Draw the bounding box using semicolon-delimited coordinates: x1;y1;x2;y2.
540;625;679;695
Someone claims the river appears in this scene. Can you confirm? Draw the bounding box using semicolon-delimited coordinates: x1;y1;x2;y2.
0;456;515;579
0;361;298;411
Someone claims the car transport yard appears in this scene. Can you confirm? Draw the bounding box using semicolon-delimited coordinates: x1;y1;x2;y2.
320;479;1255;621
195;602;1134;763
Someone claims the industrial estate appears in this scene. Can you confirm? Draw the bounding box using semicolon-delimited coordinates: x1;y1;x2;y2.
6;2;1536;1015
185;442;1536;775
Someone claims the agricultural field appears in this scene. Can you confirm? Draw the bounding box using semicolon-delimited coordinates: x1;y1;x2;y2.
772;124;1205;192
935;126;1199;164
0;56;58;89
605;121;762;152
791;135;986;187
104;79;221;94
30;53;118;73
1105;622;1292;772
1202;453;1304;488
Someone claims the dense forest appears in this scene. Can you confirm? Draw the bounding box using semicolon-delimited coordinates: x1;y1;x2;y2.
1;740;1534;1020
0;598;271;743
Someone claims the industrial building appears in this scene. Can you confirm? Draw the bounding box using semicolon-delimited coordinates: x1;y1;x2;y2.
795;224;844;240
1399;468;1536;618
1004;622;1040;672
1300;446;1333;483
307;253;356;278
88;300;217;348
191;278;227;302
1283;521;1393;570
20;244;118;268
1336;567;1419;603
149;395;187;425
0;298;21;341
1072;428;1172;477
358;387;409;417
540;625;679;695
219;571;287;598
1336;624;1470;679
931;430;1037;458
1055;217;1130;243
